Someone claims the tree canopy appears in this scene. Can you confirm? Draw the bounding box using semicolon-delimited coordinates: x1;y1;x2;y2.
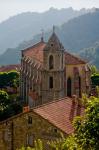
73;97;99;150
0;70;19;89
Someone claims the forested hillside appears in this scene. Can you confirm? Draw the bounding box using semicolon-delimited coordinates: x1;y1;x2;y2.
79;42;99;68
0;7;89;54
0;9;99;67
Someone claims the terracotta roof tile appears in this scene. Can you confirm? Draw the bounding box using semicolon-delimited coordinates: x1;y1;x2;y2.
22;39;86;66
0;97;84;135
34;98;84;134
23;42;46;63
0;64;20;72
65;51;86;65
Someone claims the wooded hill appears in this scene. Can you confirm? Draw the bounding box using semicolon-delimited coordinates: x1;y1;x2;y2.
0;9;99;68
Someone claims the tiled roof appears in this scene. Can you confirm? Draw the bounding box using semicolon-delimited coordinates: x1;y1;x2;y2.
0;97;84;135
22;32;86;66
0;64;20;72
23;41;46;63
34;97;84;135
65;51;86;65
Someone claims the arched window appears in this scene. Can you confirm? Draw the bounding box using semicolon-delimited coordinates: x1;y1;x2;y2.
49;55;54;69
49;77;53;89
67;77;72;97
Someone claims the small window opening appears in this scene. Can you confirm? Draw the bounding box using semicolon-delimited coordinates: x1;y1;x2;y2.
49;77;53;89
28;116;32;124
49;55;54;69
51;43;53;47
54;128;57;133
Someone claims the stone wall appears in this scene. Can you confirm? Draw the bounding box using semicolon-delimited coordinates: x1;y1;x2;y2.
66;64;91;97
0;111;65;150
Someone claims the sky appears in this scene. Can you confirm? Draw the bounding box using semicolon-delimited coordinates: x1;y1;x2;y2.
0;0;99;23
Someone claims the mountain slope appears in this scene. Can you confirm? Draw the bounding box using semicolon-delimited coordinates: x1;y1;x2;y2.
0;7;90;54
79;42;99;68
0;9;99;66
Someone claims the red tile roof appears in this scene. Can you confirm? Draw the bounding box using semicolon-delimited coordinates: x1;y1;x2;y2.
22;33;86;66
23;43;86;66
65;51;86;65
34;97;85;135
23;41;46;63
0;97;84;135
0;64;20;72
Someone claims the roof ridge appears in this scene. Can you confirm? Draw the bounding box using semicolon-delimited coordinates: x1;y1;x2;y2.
22;41;46;52
33;97;72;109
0;97;70;124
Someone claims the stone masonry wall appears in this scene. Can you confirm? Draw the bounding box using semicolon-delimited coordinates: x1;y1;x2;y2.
0;111;65;150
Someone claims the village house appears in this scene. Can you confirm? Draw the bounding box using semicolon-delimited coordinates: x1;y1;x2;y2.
0;97;84;150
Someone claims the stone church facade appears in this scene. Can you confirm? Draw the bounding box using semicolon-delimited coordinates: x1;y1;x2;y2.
20;31;91;107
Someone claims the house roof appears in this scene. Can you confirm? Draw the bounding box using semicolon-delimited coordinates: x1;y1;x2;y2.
34;97;84;135
0;97;84;135
0;64;20;72
65;51;86;65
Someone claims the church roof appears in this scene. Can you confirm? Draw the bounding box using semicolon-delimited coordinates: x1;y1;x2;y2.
65;51;87;65
22;33;86;65
44;32;64;51
22;41;46;63
34;97;84;135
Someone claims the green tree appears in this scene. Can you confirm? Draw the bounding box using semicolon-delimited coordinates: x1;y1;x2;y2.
0;71;19;89
17;139;43;150
7;71;19;87
91;74;99;87
73;97;99;150
0;90;10;120
0;72;8;88
0;90;22;121
0;90;9;107
90;65;98;75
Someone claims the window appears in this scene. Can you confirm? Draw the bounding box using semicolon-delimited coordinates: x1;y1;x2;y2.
49;55;54;69
28;116;32;124
4;130;9;142
49;77;53;89
51;43;53;47
67;77;72;97
54;128;57;133
26;134;35;147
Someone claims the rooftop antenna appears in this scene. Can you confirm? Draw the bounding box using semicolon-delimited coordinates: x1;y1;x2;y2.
41;29;44;42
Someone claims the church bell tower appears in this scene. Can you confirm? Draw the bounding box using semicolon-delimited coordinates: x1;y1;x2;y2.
41;27;65;103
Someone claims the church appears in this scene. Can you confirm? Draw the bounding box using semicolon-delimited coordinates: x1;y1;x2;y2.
20;29;91;107
0;29;91;150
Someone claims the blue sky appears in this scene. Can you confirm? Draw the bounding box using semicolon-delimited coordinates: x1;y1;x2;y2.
0;0;99;22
